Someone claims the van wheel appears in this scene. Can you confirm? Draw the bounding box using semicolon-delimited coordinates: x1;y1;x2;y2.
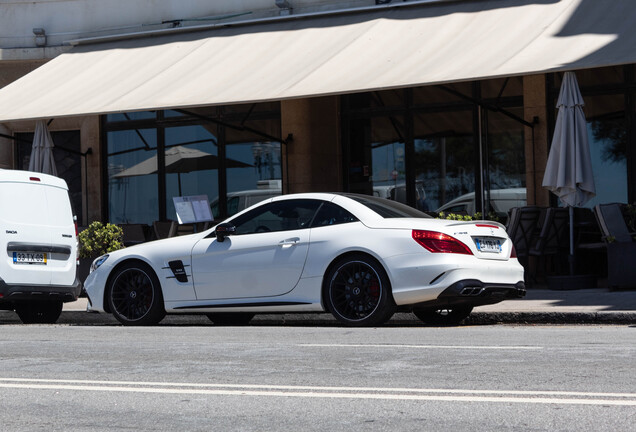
15;301;63;324
107;261;166;326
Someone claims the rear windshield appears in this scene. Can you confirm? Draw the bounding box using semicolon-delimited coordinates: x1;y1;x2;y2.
343;194;432;219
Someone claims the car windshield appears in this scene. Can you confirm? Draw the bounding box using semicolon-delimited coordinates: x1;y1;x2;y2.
343;194;432;219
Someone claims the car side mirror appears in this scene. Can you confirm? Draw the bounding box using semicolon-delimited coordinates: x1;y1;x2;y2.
215;223;236;242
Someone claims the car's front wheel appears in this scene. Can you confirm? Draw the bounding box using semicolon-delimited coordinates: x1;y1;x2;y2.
107;261;166;326
324;254;396;327
15;301;63;324
413;305;473;326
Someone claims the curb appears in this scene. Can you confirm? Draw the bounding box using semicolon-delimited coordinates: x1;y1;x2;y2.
465;312;636;325
3;310;635;326
47;311;636;326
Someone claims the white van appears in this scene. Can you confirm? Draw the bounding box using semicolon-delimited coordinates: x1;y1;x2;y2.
210;180;282;219
436;188;527;218
0;169;80;323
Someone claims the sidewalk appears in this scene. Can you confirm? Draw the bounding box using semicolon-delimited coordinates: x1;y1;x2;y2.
59;287;636;325
466;287;636;325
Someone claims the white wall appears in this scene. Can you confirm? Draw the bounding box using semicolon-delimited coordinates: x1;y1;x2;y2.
0;0;375;51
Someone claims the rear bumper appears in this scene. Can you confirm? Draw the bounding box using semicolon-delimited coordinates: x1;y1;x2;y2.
0;277;82;308
410;279;526;309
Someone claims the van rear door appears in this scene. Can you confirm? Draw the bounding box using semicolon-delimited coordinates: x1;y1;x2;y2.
0;175;76;287
44;184;77;286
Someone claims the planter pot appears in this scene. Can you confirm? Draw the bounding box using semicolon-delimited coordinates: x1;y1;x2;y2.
607;242;636;290
78;258;92;291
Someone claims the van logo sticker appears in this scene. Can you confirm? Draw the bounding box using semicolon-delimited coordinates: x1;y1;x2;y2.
5;230;17;234
62;234;72;238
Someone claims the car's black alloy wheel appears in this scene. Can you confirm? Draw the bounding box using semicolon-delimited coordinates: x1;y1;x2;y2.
108;261;165;326
413;306;473;326
325;254;396;326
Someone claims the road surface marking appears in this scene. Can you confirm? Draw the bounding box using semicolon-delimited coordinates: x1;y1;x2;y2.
299;343;542;350
1;378;634;406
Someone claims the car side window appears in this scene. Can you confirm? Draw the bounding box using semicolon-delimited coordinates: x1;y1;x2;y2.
310;202;358;227
232;199;322;235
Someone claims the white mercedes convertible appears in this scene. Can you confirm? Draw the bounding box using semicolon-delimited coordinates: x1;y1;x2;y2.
84;193;525;326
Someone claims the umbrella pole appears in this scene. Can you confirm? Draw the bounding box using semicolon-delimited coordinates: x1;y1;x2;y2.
569;206;575;276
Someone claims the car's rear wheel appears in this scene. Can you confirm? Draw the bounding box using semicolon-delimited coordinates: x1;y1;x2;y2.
413;305;473;326
15;301;63;324
107;261;165;326
324;254;396;327
206;313;255;325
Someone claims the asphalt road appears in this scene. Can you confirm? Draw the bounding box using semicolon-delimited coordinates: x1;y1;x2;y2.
0;324;635;431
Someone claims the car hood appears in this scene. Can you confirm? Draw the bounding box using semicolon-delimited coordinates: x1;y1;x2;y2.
107;232;206;261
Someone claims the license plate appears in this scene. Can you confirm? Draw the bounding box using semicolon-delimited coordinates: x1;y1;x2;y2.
13;252;47;265
475;238;501;253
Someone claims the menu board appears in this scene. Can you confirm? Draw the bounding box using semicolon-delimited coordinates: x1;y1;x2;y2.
173;195;213;224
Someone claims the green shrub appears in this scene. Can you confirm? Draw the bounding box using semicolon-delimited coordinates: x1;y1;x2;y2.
436;211;505;224
78;221;124;259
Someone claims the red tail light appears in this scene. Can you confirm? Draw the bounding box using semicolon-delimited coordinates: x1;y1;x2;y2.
74;217;79;264
511;244;518;258
412;230;473;255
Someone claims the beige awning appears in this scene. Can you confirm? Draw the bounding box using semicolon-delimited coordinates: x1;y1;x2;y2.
0;0;635;122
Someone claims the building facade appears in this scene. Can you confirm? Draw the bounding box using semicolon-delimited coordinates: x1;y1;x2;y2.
0;0;634;228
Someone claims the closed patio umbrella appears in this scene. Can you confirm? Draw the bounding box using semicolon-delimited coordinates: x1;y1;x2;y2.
28;120;57;176
542;71;596;275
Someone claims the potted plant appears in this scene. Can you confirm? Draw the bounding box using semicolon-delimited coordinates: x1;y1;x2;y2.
436;211;505;224
77;221;124;285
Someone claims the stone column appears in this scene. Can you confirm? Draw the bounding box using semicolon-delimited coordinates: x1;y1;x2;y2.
280;96;342;193
523;74;550;207
0;124;13;168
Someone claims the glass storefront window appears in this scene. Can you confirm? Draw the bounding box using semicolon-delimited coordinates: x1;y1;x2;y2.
344;81;525;217
104;103;281;224
220;115;283;218
415;134;474;213
107;129;158;224
481;76;523;100
485;108;526;216
346;115;407;201
413;82;472;106
106;111;156;122
370;115;406;190
164;125;220;222
414;109;475;213
585;94;627;207
221;141;282;218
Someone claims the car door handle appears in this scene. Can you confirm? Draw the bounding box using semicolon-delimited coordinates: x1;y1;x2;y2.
278;238;300;248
